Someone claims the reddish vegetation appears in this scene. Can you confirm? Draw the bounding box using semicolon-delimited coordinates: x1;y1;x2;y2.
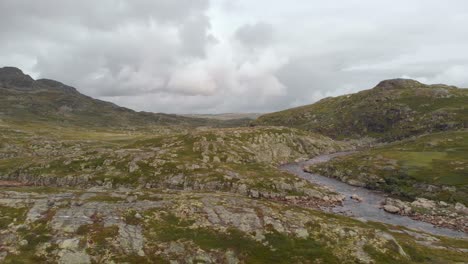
0;181;28;187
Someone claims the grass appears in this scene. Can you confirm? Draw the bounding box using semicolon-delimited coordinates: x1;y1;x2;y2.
308;130;468;203
3;210;55;264
0;205;28;229
144;212;341;263
255;80;468;141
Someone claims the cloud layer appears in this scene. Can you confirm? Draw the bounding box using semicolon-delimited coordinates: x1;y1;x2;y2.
1;0;467;113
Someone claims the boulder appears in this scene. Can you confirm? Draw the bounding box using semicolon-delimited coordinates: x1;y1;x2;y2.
350;194;363;202
383;205;400;214
454;202;468;214
411;198;436;209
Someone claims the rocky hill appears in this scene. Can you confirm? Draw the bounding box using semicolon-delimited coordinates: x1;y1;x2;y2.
0;67;248;128
255;79;468;141
0;122;349;200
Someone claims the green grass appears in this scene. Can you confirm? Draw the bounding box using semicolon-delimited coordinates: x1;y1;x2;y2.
255;80;468;141
144;212;341;263
309;130;468;203
4;211;55;264
0;205;28;229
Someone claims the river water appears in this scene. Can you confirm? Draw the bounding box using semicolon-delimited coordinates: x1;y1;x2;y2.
280;152;467;239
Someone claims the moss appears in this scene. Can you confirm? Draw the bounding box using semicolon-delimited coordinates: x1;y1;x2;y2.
363;243;410;264
85;195;125;203
0;205;28;228
144;212;342;263
5;212;55;264
389;232;468;263
77;222;119;256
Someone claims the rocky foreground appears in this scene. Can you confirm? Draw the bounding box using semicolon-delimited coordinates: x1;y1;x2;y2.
1;188;467;264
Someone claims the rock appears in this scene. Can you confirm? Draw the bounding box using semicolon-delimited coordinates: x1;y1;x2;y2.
59;251;91;264
118;224;145;256
249;190;260;198
59;238;80;250
350;194;363;202
383;205;400;214
128;162;139;173
411;198;436;209
224;250;239;264
454;203;468;214
0;252;7;262
126;195;138;203
347;179;366;187
295;228;309;239
19;239;28;246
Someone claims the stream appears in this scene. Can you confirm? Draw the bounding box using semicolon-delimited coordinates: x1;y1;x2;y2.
280;152;467;239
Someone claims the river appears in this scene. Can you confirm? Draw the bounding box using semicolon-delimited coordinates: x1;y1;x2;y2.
280;152;467;239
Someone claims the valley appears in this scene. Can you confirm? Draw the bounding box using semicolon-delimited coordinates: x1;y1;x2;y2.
0;67;467;263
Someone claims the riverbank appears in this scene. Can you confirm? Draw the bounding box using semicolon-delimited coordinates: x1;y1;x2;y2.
280;152;467;239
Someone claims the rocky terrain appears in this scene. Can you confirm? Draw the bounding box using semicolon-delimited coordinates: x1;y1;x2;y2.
0;122;350;202
1;68;467;263
255;79;468;141
1;188;467;264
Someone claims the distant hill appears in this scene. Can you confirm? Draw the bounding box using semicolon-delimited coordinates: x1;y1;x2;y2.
255;79;468;141
0;67;248;128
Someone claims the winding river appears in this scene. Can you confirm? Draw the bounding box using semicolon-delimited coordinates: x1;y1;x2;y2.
280;152;467;239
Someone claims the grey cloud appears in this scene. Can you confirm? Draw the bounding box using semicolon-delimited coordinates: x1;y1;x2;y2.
234;22;274;48
0;0;467;114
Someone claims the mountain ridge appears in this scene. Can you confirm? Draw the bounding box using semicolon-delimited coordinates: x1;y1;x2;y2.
254;78;468;141
0;66;249;128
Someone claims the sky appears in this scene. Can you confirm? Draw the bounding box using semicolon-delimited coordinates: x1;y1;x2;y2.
1;0;468;114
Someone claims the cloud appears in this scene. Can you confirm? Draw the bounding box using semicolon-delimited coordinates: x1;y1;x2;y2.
0;0;467;114
235;22;274;48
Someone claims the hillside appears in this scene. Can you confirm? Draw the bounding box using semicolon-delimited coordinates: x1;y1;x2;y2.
255;79;468;141
0;123;349;198
0;67;248;128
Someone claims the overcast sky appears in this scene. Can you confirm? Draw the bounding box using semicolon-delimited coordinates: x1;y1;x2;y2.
1;0;467;114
